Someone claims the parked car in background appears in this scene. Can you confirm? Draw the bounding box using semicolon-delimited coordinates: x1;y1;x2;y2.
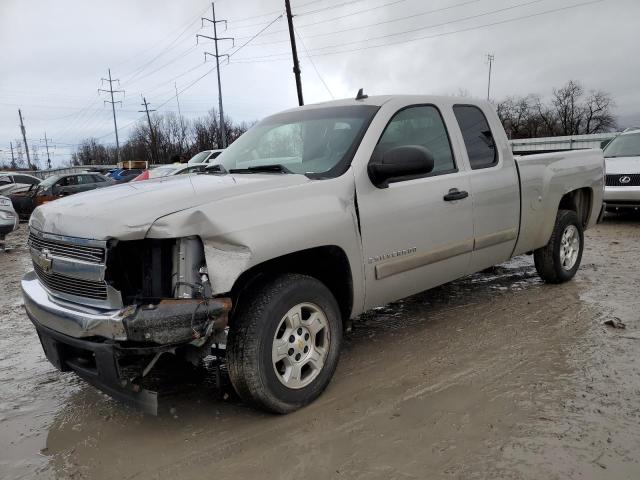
22;94;603;415
187;149;224;165
604;127;640;212
0;195;19;249
111;169;144;184
0;173;41;196
132;163;208;181
12;172;114;219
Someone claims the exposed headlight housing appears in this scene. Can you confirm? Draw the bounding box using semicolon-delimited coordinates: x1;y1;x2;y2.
0;198;11;208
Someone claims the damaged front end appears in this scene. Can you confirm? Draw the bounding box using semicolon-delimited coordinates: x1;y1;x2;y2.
22;228;231;415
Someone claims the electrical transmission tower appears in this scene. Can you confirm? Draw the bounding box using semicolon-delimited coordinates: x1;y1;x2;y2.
18;109;32;170
41;132;52;170
99;69;125;161
196;2;233;149
485;54;495;101
139;96;159;164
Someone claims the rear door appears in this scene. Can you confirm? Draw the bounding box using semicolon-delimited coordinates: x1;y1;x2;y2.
452;104;520;272
356;104;474;309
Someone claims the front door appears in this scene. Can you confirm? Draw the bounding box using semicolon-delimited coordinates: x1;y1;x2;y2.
355;104;475;310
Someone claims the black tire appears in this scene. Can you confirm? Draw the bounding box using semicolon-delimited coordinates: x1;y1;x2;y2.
227;274;342;413
534;209;584;283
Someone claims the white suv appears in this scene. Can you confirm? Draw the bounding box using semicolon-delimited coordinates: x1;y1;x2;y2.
604;128;640;212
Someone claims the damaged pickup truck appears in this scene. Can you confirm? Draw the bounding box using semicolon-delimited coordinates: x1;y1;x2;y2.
23;95;604;414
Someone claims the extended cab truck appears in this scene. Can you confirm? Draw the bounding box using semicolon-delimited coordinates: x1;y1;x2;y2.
22;95;604;414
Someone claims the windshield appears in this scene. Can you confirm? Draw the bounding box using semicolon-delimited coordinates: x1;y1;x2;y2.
604;132;640;158
217;105;379;177
149;166;180;178
188;151;212;164
38;175;61;189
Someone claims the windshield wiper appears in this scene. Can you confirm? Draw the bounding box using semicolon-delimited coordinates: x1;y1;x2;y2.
229;164;292;174
203;164;228;175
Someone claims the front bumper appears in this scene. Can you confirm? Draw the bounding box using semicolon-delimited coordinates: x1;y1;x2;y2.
22;270;232;414
32;321;165;414
604;186;640;206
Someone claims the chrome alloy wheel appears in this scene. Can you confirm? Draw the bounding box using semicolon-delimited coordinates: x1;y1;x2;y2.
272;303;330;389
559;224;580;270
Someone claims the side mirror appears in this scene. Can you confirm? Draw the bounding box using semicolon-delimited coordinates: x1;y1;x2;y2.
368;145;435;188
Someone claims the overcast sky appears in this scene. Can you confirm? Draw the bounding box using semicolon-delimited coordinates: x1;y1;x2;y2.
1;0;638;167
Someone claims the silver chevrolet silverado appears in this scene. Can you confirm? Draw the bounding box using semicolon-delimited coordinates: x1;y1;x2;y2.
22;95;604;414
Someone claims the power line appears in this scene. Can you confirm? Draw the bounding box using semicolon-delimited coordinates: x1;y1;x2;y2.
295;27;334;99
296;0;550;51
244;0;483;47
232;0;605;61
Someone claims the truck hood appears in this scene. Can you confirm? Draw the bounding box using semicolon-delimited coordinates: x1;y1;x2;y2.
605;156;640;174
30;173;309;240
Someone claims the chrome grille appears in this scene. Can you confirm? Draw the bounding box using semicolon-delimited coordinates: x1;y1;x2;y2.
28;231;105;263
606;174;640;187
33;263;108;300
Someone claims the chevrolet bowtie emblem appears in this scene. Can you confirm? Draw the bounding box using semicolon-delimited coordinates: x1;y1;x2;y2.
34;248;53;273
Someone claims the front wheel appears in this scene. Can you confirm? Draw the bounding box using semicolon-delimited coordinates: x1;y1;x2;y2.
227;274;342;413
534;209;584;283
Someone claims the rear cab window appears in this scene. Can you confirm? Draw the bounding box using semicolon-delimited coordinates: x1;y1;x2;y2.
373;105;457;178
453;105;498;170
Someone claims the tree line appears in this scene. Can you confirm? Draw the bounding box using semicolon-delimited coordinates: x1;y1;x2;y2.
70;109;253;166
495;80;616;139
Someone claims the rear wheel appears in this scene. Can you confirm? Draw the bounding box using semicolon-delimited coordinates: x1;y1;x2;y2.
534;209;584;283
227;274;342;413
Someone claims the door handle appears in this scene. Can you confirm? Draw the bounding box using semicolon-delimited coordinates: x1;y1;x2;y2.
443;188;469;202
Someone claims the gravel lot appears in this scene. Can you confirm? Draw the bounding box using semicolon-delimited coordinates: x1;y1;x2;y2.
1;215;639;480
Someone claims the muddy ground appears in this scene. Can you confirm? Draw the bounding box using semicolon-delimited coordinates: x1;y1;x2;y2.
1;216;639;480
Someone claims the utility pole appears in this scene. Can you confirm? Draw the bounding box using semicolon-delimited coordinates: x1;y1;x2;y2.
139;96;159;164
175;82;186;150
42;132;52;170
285;0;304;106
18;109;32;170
9;141;16;170
197;3;233;148
99;69;125;162
485;54;495;101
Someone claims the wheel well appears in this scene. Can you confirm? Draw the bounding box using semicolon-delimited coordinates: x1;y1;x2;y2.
230;246;354;322
558;187;592;227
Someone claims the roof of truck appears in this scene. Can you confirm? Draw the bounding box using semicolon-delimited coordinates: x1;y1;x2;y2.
279;94;490;113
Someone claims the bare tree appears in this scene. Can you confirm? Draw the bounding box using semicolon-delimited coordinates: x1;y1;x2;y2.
75;109;252;165
72;138;115;165
583;90;616;134
496;80;617;139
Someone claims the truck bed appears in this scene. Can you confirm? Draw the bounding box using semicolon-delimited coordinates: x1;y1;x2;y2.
513;149;604;256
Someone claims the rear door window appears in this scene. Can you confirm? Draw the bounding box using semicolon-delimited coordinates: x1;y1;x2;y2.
453;105;498;170
77;175;94;185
